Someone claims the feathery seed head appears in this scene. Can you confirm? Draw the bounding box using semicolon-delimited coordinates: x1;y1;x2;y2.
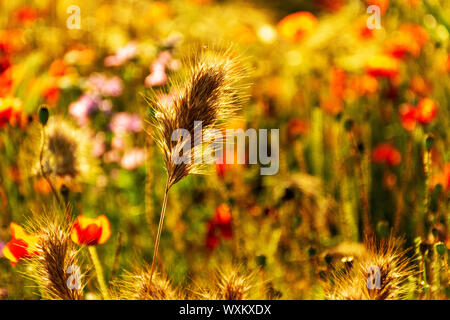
20;116;99;184
193;265;262;300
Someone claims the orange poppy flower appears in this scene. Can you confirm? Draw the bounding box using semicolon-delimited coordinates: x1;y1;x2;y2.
33;177;53;194
71;215;111;246
348;74;378;97
415;98;437;124
321;95;343;116
365;54;399;78
409;76;432;97
2;223;39;266
0;67;12;97
214;204;231;225
277;11;318;43
384;24;428;60
432;163;450;192
372;143;401;166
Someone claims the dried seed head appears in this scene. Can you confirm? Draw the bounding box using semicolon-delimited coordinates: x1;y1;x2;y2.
147;46;250;189
218;270;250;300
20;117;99;183
193;265;264;300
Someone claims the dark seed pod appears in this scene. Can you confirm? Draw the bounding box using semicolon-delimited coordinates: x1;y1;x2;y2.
425;135;434;151
39;106;49;126
344;119;354;132
435;243;446;256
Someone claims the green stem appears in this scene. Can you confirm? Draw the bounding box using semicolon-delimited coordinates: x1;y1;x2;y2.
149;178;170;284
423;149;431;235
88;246;109;300
109;232;122;286
39;125;64;209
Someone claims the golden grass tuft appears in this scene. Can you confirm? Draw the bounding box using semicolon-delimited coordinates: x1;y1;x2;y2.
324;236;415;300
217;269;251;300
19;116;100;184
146;45;250;189
24;208;84;300
112;267;181;300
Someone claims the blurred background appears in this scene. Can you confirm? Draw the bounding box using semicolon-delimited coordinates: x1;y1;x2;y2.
0;0;449;299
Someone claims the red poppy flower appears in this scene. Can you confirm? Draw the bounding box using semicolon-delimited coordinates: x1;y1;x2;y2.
415;98;437;124
384;24;428;60
366;0;389;15
288;118;309;138
49;59;67;77
205;204;233;250
399;104;417;131
409;76;432;97
214;204;232;239
2;223;39;266
71;215;111;246
372;143;402;166
277;12;318;43
316;0;345;12
205;221;219;250
43;86;60;105
360;24;374;39
366;54;399;78
216;162;228;179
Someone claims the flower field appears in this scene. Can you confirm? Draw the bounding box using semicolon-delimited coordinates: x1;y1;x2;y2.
0;0;449;300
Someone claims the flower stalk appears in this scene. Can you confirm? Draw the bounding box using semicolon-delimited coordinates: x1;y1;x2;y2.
149;178;170;284
88;246;109;300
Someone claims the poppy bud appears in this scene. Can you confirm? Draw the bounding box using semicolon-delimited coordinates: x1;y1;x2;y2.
256;255;267;269
425;135;434;151
38;106;49;126
71;215;111;246
344;119;354;131
435;242;446;256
